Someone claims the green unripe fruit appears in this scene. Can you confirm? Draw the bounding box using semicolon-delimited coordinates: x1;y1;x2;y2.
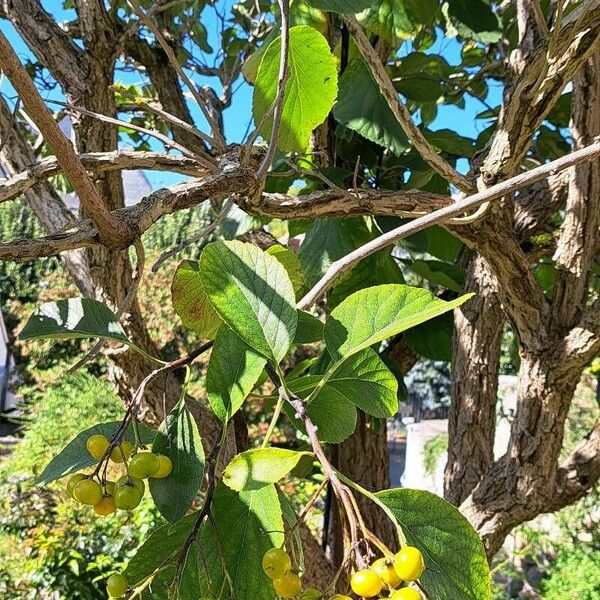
262;547;292;579
94;495;117;516
106;573;128;598
73;479;103;505
114;484;143;510
110;439;132;463
66;473;86;499
117;475;145;494
86;434;109;461
272;571;302;598
152;454;173;479
394;547;425;582
128;452;160;479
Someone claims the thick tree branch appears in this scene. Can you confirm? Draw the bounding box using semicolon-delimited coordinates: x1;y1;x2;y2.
0;151;206;205
344;16;475;195
0;30;129;246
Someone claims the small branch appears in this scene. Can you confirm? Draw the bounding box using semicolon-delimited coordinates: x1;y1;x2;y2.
344;16;475;195
298;138;600;308
0;150;207;205
0;30;129;246
257;0;291;181
127;0;226;151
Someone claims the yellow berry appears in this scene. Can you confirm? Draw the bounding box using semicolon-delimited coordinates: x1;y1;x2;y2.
86;434;109;461
106;573;128;597
117;475;145;494
394;547;425;582
104;481;116;496
94;495;117;516
350;569;383;598
152;454;173;479
128;452;160;479
73;479;103;505
114;484;143;511
372;557;402;588
262;547;292;579
66;473;86;499
390;587;422;600
110;440;132;463
273;571;302;597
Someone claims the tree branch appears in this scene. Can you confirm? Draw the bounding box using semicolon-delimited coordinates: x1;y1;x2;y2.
344;15;475;195
0;30;129;246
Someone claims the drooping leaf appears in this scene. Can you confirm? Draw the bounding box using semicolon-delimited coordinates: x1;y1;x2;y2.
171;260;222;339
405;259;465;293
206;326;267;423
334;58;409;156
444;0;502;44
424;129;475;158
294;311;324;344
38;421;154;484
253;25;338;152
200;240;298;363
223;448;313;491
306;0;374;13
266;244;305;295
324;284;473;360
20;298;129;344
377;489;492;600
149;400;205;523
395;52;448;103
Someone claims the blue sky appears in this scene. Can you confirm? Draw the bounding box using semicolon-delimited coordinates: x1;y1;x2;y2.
1;1;502;188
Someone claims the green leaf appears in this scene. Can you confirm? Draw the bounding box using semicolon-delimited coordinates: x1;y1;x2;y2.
403;312;454;362
424;129;475;158
223;448;313;491
253;25;338;152
334;59;409;156
405;259;465;293
294;311;324;344
306;0;374;13
38;421;154;484
444;0;502;44
20;298;129;344
149;400;205;523
324;284;473;360
200;240;298;363
395;52;448;103
377;489;492;600
206;327;267;423
266;244;305;295
171;260;222;339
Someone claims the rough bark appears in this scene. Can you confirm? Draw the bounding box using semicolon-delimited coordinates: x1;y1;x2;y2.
445;254;504;505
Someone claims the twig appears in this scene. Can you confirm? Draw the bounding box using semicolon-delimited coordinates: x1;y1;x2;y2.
127;0;226;151
297;138;600;309
257;0;291;181
151;197;234;271
0;30;129;246
344;16;475;195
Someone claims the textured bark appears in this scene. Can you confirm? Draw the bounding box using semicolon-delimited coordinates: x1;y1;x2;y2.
445;254;504;505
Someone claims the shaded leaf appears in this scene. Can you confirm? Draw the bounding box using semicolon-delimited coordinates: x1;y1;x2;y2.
306;0;374;13
295;311;324;344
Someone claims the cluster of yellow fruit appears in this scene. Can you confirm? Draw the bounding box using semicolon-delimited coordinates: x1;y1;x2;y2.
262;545;425;599
66;433;172;517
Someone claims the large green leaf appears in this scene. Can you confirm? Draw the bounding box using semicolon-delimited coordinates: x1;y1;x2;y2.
253;25;338;153
171;260;222;339
200;240;298;363
377;489;491;600
266;244;304;295
223;448;313;491
20;298;129;344
324;284;473;360
149;400;205;523
334;58;409;156
306;0;374;13
444;0;502;44
38;421;154;484
395;52;448;103
206;326;267;423
359;0;439;42
403;312;454;362
405;259;465;293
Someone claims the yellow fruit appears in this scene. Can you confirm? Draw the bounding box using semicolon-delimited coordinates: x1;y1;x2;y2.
273;571;302;597
128;452;160;479
94;495;117;516
152;454;173;479
66;473;86;499
372;557;402;588
350;569;383;598
117;475;145;494
106;573;128;597
110;440;132;463
263;547;292;579
86;434;109;461
394;547;425;582
114;484;143;511
390;587;422;600
104;481;116;496
73;479;103;505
